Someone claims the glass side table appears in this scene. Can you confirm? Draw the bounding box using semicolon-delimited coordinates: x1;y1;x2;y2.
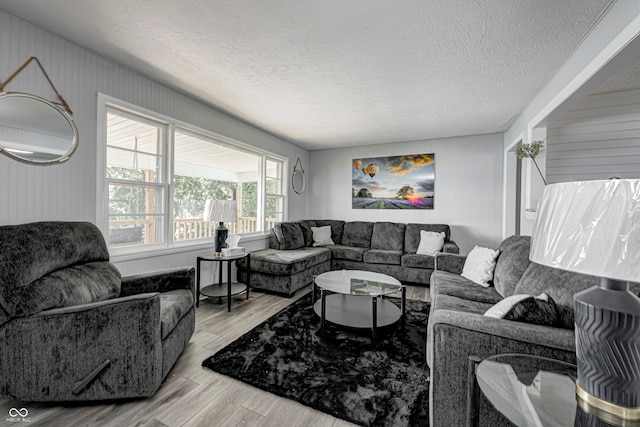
469;353;634;427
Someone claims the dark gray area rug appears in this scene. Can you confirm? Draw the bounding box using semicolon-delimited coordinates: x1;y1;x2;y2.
202;292;430;426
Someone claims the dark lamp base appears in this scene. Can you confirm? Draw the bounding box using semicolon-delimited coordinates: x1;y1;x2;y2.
577;380;640;422
574;278;640;418
214;222;228;255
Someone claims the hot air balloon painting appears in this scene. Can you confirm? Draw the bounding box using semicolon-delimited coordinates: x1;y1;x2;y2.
362;163;379;178
351;153;435;209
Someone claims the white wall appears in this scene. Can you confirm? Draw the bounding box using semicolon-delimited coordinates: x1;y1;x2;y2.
308;133;504;254
0;10;308;277
547;88;640;182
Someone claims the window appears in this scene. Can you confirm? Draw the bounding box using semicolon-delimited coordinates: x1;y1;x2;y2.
106;110;165;247
101;97;286;252
173;129;261;240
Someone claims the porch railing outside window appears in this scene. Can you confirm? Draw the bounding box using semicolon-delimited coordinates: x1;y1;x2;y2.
103;101;286;251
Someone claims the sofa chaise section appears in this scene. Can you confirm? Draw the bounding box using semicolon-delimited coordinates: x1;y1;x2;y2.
237;247;331;296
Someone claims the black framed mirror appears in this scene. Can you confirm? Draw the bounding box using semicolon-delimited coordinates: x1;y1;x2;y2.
0;92;78;164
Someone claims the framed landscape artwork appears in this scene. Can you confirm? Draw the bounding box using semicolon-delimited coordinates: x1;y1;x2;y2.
352;153;435;209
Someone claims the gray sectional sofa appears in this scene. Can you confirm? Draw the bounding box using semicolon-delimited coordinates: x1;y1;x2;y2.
427;235;601;426
237;219;459;295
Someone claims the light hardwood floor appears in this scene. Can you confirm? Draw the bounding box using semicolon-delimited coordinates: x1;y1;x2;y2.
0;284;430;427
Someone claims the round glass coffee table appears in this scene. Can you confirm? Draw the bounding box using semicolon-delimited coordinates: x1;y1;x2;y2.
312;270;405;340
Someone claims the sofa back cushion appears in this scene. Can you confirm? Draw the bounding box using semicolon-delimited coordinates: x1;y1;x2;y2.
3;262;121;318
493;235;532;298
297;220;317;247
0;221;121;319
404;224;450;253
371;222;406;251
314;220;345;245
341;221;374;248
272;222;305;250
514;262;598;329
0;221;110;291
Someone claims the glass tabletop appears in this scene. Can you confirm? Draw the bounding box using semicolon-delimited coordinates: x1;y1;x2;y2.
314;270;402;296
198;253;247;261
477;354;578;427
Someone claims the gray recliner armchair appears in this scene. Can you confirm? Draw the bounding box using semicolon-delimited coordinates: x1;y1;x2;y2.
0;221;195;401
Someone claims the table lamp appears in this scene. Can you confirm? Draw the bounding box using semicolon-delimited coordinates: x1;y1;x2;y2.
530;179;640;421
203;199;237;256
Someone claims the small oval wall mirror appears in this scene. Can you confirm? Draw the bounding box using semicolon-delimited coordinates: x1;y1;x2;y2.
0;92;78;164
292;157;306;194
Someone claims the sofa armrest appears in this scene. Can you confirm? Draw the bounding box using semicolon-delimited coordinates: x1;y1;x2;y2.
0;293;163;401
428;308;576;427
434;252;466;274
120;267;194;297
443;240;459;254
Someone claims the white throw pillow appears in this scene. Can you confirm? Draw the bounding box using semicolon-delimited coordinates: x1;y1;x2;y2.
460;245;500;287
416;231;446;255
311;226;334;247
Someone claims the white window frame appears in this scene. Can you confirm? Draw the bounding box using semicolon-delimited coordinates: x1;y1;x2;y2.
97;93;287;258
265;156;286;229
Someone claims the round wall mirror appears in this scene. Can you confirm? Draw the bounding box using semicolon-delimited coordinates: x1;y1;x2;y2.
0;92;78;164
292;158;306;194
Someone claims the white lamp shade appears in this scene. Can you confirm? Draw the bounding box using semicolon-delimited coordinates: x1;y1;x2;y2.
530;179;640;282
203;199;237;223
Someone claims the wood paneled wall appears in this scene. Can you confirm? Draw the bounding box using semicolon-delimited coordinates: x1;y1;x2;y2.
547;88;640;183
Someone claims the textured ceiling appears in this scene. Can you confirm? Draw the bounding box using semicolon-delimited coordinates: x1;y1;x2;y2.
593;56;640;94
0;1;613;150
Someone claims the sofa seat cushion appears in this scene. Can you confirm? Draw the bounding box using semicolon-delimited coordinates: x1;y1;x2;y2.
328;245;368;262
239;247;331;276
432;293;494;316
401;254;435;270
2;261;121;318
363;249;402;265
430;270;503;304
160;289;194;340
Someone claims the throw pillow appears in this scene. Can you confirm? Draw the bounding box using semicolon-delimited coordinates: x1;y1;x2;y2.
311;226;334;247
460;245;500;287
484;293;559;326
416;231;445;255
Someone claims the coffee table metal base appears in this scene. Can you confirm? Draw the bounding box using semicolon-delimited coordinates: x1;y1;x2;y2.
313;292;405;340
